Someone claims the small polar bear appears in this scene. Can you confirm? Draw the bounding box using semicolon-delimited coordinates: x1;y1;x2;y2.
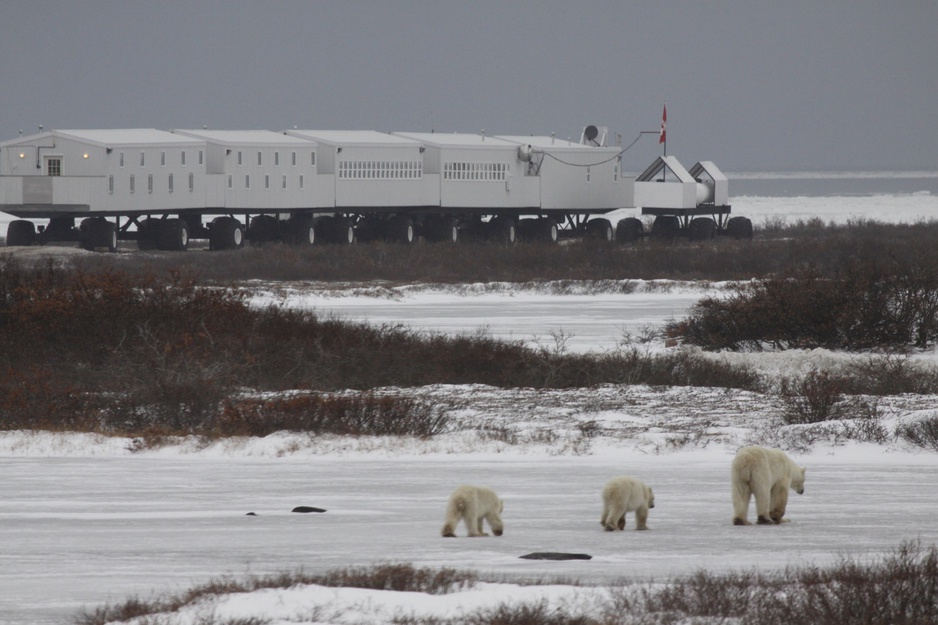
441;485;504;537
600;476;654;531
731;445;806;526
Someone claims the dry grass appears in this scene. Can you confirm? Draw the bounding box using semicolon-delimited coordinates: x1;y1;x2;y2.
74;542;938;625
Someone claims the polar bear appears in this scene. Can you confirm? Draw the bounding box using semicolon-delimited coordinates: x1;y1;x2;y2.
600;476;654;531
731;446;806;526
441;485;504;537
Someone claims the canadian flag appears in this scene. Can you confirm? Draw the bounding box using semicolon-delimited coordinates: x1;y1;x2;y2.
659;103;667;144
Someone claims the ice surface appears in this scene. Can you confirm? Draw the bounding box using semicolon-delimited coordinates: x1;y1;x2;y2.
2;186;938;624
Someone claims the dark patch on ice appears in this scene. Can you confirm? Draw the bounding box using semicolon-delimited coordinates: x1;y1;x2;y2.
245;512;257;516
519;552;592;561
292;506;327;513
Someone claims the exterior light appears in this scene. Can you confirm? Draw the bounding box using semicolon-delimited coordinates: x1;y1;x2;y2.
19;153;25;158
83;153;89;159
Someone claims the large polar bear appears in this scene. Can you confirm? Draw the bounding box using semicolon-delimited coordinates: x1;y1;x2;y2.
600;476;654;531
731;446;806;526
441;485;504;537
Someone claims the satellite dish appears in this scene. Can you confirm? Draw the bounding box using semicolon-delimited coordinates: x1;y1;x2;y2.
581;125;607;146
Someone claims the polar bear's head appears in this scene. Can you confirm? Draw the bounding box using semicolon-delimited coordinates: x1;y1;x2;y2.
791;467;807;494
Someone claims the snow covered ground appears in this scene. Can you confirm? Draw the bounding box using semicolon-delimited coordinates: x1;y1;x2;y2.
2;178;938;624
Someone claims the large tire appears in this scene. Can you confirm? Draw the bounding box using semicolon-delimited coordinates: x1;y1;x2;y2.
286;214;315;246
157;218;189;251
80;217;117;252
388;215;415;244
615;217;644;243
6;220;37;247
137;218;159;250
489;215;516;244
586;218;614;242
424;216;458;243
726;216;754;240
209;217;244;251
651;216;681;239
688;217;717;241
248;214;281;244
318;216;355;245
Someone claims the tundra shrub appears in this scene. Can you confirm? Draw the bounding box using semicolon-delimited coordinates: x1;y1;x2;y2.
671;248;938;351
896;415;938;451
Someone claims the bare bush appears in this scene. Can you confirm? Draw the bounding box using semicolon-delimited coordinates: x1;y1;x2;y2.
896;414;938;451
75;543;938;625
215;392;450;438
778;369;849;424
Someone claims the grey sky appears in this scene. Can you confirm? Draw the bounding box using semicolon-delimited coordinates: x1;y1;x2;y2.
2;1;935;172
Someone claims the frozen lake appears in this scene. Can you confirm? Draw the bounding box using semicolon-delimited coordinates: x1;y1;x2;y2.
3;450;937;624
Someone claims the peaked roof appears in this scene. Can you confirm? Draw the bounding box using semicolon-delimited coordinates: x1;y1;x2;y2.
636;155;695;183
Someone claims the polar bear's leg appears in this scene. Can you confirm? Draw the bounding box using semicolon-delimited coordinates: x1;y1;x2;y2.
485;510;504;536
603;500;625;531
635;504;650;530
732;478;752;525
465;508;485;537
769;482;789;524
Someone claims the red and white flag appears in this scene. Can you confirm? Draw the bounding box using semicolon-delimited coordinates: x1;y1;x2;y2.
659;103;667;144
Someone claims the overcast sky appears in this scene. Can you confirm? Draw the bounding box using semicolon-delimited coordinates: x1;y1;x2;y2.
1;1;935;172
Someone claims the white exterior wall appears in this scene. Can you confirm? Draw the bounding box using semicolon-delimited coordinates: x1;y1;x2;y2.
172;130;327;211
0;131;209;216
498;136;631;210
394;132;536;209
287;131;431;208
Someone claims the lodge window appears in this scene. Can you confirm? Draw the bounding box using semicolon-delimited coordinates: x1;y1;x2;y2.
46;158;62;176
147;174;153;193
168;174;174;192
108;175;114;194
189;172;194;191
161;151;166;167
181;151;187;166
129;174;135;194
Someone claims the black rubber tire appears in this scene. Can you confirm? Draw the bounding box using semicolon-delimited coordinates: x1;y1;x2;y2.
615;217;644;243
248;215;281;244
651;216;681;239
80;217;117;252
136;218;159;250
388;215;415;244
318;216;355;245
157;218;189;251
688;217;717;241
489;216;516;244
586;218;614;242
533;218;559;243
424;216;458;243
286;214;315;246
209;217;244;251
726;216;754;240
6;220;37;247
